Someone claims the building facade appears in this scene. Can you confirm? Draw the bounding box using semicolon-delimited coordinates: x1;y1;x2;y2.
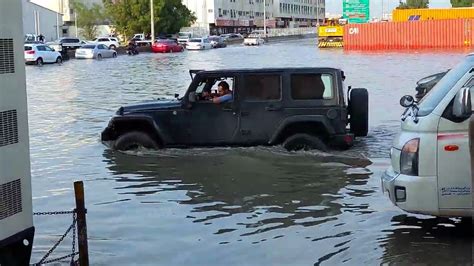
182;0;325;34
30;0;105;38
23;0;63;42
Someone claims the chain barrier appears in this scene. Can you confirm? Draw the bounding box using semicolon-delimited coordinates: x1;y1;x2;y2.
31;209;78;265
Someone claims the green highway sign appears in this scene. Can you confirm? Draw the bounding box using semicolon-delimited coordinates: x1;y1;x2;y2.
343;0;370;23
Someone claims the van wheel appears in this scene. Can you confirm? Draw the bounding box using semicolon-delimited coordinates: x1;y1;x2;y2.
109;44;116;50
112;52;117;58
36;58;43;66
114;131;160;151
349;88;369;137
56;57;62;64
283;134;327;152
97;54;102;60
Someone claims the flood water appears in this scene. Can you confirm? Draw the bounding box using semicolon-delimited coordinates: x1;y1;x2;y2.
26;38;472;265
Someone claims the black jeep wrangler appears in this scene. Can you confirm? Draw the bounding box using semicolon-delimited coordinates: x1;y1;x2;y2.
101;68;368;151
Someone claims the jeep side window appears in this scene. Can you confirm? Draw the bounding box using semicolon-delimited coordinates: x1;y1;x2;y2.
195;76;234;103
291;74;334;100
242;74;281;101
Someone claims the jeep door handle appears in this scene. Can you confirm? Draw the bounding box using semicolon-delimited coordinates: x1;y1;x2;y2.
265;106;282;111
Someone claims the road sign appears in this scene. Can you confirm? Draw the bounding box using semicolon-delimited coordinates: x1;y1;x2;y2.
343;0;370;24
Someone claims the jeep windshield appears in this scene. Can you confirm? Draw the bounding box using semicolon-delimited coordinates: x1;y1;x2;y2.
417;56;474;117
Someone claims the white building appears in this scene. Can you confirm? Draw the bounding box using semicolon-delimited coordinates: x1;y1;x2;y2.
182;0;325;34
23;0;63;42
30;0;107;38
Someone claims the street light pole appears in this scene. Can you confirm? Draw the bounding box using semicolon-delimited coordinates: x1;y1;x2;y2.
150;0;155;40
263;0;266;38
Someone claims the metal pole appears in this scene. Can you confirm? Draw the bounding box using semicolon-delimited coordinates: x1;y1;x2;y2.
150;0;155;41
263;0;266;38
75;11;78;38
316;0;319;26
74;181;89;266
56;12;60;39
381;0;384;20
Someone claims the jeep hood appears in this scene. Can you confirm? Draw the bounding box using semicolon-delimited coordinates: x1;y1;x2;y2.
118;99;181;114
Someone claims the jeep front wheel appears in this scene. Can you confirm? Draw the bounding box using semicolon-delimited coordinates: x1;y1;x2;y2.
282;134;327;152
114;131;160;151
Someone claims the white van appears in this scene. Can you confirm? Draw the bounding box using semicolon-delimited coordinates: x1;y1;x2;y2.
382;53;474;217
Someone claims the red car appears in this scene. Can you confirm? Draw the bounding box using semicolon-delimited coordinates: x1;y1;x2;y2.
151;39;184;53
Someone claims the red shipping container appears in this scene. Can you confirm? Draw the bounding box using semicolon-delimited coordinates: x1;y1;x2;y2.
344;19;474;50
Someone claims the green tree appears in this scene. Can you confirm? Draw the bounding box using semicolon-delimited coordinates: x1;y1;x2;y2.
450;0;472;7
397;0;429;9
73;1;105;40
103;0;196;40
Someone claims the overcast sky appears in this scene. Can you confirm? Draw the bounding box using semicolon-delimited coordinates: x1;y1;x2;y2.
326;0;453;17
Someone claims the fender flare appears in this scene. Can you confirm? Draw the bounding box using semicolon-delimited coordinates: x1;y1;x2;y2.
268;115;335;144
106;115;169;144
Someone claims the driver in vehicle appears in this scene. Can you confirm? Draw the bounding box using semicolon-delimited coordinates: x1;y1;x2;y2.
212;81;233;104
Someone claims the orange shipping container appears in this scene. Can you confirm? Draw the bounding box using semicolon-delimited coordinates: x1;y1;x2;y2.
393;8;474;22
344;19;474;50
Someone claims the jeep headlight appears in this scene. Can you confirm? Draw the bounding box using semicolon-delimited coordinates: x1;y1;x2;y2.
400;138;419;176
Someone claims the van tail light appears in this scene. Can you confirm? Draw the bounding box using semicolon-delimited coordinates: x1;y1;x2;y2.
400;138;419;176
26;50;35;54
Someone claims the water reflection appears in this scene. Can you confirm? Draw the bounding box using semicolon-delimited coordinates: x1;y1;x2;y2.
100;148;383;263
381;215;472;265
103;148;371;229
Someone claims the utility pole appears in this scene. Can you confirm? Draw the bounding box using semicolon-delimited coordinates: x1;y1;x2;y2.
150;0;155;40
316;0;319;26
74;11;78;37
263;0;266;38
381;0;384;20
56;0;60;39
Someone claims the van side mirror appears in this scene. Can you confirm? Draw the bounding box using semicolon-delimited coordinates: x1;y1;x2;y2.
188;92;196;103
400;95;415;107
453;87;472;119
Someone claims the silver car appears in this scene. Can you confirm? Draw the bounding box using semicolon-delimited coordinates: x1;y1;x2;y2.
75;44;117;60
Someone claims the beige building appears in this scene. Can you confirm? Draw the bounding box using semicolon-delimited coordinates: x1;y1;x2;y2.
182;0;325;34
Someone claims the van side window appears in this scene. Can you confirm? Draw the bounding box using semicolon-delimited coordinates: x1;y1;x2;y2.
291;74;334;100
242;74;281;101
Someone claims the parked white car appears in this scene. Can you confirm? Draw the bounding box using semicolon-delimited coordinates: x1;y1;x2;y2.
177;32;193;45
24;44;62;65
75;43;117;59
382;53;474;218
47;37;86;52
244;33;265;46
186;38;212;50
90;37;120;49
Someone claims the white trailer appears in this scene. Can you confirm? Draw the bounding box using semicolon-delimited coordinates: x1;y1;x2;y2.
0;0;35;264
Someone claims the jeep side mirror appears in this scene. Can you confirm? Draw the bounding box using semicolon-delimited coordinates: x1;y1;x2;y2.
400;95;415;108
188;92;196;103
453;87;472;119
174;93;179;99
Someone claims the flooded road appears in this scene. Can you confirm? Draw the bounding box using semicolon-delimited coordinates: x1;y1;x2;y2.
26;39;472;265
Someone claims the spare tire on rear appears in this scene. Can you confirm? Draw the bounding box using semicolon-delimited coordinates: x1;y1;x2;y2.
348;88;369;137
114;131;160;151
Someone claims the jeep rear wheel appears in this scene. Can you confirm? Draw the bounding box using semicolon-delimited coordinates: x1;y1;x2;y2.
349;88;369;137
283;134;327;152
114;131;160;151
